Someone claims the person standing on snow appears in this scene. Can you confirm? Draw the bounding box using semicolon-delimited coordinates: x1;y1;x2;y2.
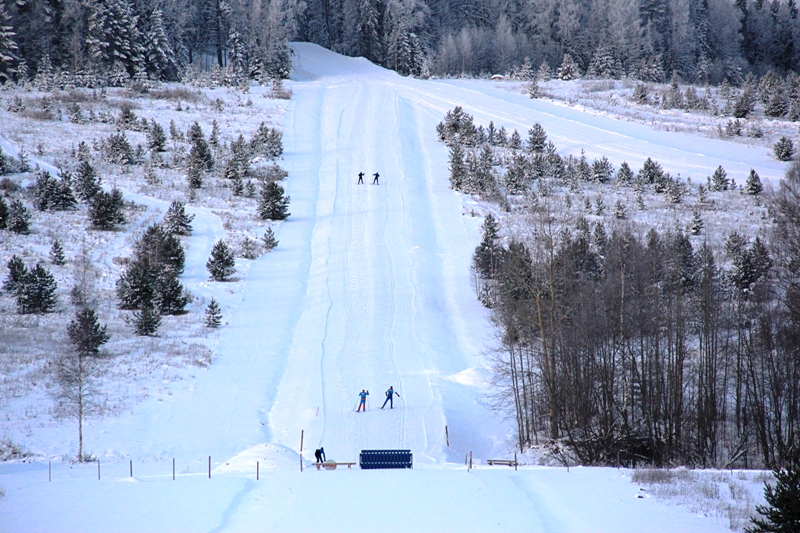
357;172;364;184
372;172;380;185
357;389;369;412
314;448;325;463
381;386;400;409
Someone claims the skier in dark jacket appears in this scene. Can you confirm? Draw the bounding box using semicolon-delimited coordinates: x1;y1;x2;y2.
314;447;326;463
357;389;369;412
357;172;364;184
372;172;380;185
381;386;400;409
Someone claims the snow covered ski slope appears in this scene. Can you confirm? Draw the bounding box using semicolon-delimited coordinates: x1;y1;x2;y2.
1;43;777;532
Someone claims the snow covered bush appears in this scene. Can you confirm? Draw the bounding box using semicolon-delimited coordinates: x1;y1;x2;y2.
774;137;794;161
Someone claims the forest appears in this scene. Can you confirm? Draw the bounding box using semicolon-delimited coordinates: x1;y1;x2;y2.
2;0;800;84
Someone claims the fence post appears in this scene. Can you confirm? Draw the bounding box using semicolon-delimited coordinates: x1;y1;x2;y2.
469;451;473;472
446;426;449;447
97;460;101;480
300;430;304;472
257;461;259;481
172;458;175;481
208;456;211;479
514;453;517;471
130;460;133;477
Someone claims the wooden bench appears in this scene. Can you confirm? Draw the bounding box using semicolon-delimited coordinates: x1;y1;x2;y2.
313;461;357;470
487;459;518;467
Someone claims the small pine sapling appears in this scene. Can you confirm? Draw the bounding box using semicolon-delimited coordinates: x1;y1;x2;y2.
262;227;278;251
690;211;704;235
774;136;795;161
745;169;763;195
613;199;627;219
205;298;222;328
50;239;66;265
0;196;8;229
131;305;161;336
163;200;194;235
207;240;236;281
147;120;167;152
7;199;30;234
746;453;800;533
257;181;290;220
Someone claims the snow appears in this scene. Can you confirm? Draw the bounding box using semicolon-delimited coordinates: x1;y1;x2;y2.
0;43;775;531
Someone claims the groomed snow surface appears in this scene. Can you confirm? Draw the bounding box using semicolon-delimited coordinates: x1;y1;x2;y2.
0;43;775;532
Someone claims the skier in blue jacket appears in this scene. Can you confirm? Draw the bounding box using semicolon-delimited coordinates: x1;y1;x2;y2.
357;389;369;412
381;386;400;409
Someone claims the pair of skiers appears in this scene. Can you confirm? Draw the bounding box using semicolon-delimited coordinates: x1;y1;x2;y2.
356;387;399;411
357;172;379;185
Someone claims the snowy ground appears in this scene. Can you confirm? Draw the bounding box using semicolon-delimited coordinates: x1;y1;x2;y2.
0;44;777;531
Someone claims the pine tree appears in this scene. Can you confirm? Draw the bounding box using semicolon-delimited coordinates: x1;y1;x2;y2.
711;165;730;191
747;453;800;533
169;120;184;144
89;188;125;229
638;157;664;185
147;120;166;152
142;8;175;80
131;304;161;336
250;123;283;159
186;163;203;189
209;120;220;149
7;199;30;234
508;130;522;150
616;161;634;186
690;210;704;235
205;298;222;327
774;137;795;161
154;272;187;315
557;53;580;80
527;124;547;153
50;239;66;265
17;263;57;314
262;227;278;251
207;239;236;281
592;157;614;183
257;181;290;220
0;0;19;83
86;0;141;75
448;143;467;191
745;169;763;195
75;160;102;202
613;199;627;219
163;200;194;235
0;195;8;229
3;255;27;295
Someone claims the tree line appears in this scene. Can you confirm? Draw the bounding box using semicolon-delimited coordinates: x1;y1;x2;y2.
462;139;800;471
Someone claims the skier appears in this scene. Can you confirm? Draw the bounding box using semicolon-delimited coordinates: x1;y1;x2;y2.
381;386;400;409
314;447;326;463
372;172;380;185
357;172;364;184
356;389;369;412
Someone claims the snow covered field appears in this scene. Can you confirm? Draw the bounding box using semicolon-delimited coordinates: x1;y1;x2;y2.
0;43;777;532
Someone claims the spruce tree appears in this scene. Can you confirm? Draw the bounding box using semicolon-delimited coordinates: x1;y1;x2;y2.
638;158;664;185
186;162;203;189
690;211;704;235
0;195;8;229
205;298;222;327
131;304;161;336
163;200;194;235
89;188;125;229
747;453;800;533
262;227;278;251
0;0;18;84
7;199;30;234
50;239;66;265
154;272;187;315
746;169;763;195
257;181;290;220
207;239;236;281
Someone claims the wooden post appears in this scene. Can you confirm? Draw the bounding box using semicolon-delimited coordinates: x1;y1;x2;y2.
130;460;133;477
97;460;101;480
300;430;304;453
172;458;175;480
514;453;518;471
469;451;473;472
465;453;468;466
257;461;259;480
208;456;211;479
445;426;449;447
